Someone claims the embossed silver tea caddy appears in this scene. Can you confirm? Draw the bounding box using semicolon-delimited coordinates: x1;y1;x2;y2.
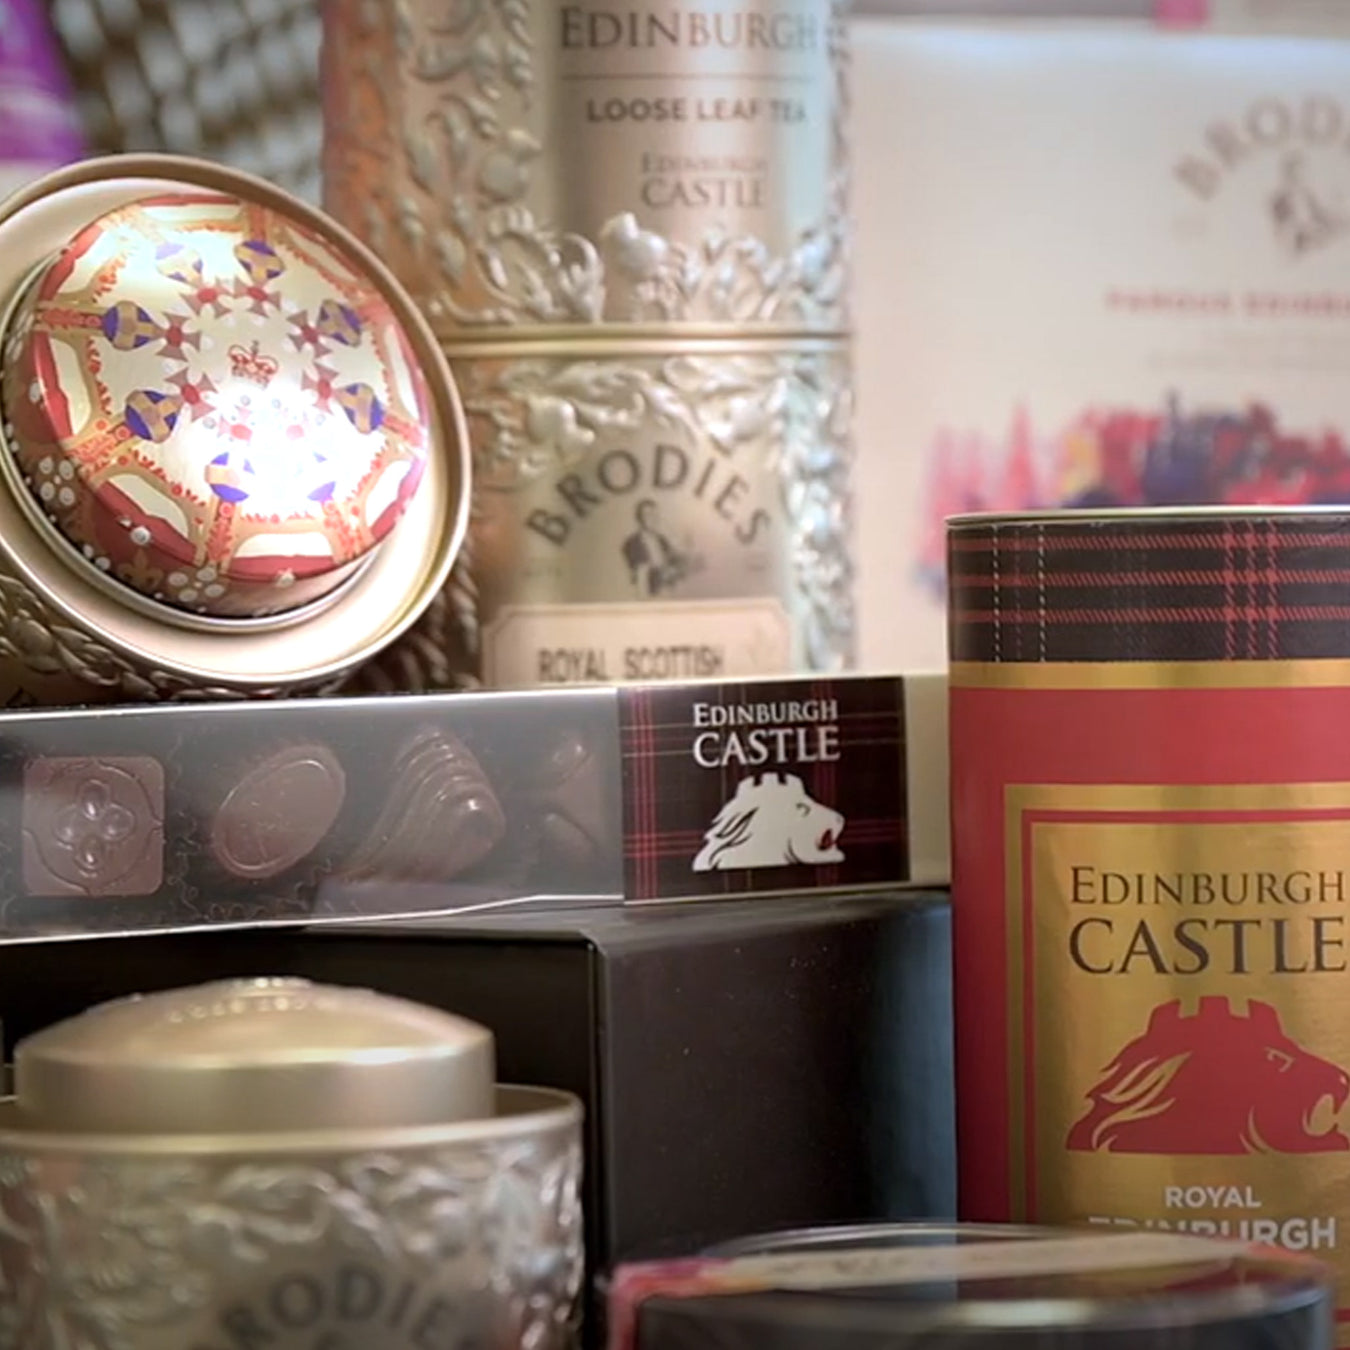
324;0;855;690
0;977;583;1350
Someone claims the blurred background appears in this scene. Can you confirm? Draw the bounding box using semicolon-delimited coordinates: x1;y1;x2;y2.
13;0;1350;672
45;0;321;198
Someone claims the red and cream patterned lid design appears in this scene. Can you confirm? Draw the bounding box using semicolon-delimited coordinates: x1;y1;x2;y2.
0;191;431;619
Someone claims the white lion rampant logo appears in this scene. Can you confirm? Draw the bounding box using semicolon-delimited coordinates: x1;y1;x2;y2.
692;772;847;873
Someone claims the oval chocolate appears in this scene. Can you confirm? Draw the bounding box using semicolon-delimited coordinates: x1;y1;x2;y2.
210;745;346;880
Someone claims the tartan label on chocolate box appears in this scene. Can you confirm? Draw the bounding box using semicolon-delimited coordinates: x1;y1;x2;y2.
620;677;910;902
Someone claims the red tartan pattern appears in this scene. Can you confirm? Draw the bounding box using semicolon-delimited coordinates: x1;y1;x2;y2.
619;678;909;902
949;512;1350;663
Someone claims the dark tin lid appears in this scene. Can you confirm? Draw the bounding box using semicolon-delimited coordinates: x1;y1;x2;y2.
611;1224;1333;1350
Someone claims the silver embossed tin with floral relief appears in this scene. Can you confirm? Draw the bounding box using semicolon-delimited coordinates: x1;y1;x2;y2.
324;1;855;688
0;977;582;1350
408;334;853;689
321;0;848;336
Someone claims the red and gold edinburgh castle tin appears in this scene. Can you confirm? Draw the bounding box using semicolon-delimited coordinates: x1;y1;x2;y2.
949;507;1350;1340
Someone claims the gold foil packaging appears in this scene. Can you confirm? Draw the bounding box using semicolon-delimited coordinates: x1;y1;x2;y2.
323;0;855;689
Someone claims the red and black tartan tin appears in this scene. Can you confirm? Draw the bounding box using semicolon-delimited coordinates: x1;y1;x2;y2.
948;507;1350;1343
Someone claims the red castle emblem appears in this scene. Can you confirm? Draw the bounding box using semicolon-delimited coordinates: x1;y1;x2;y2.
227;341;280;388
1067;997;1350;1155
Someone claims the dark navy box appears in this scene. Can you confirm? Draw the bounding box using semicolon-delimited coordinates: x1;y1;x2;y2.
0;892;955;1335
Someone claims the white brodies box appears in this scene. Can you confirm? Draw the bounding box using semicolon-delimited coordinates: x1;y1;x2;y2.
851;5;1350;670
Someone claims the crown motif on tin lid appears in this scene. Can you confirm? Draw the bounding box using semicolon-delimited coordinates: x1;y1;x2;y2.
0;191;434;620
227;341;280;388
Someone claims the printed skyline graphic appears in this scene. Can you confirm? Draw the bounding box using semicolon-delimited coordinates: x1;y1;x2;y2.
918;397;1350;596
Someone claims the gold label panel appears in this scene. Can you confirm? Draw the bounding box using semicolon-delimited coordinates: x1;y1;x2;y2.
1008;784;1350;1336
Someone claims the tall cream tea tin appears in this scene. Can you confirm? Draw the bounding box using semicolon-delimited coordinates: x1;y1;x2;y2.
323;1;854;690
850;16;1350;673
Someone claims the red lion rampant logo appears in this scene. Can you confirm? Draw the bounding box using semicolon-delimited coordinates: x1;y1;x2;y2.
1067;997;1350;1155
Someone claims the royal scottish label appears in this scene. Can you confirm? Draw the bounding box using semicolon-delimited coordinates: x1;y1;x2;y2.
949;508;1350;1345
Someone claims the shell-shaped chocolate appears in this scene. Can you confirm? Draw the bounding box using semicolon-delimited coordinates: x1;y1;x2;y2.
345;727;506;881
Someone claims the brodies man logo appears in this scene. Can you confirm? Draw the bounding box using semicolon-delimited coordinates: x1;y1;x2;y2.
1174;95;1350;258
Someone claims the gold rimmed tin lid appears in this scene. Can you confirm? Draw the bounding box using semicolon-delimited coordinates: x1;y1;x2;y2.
0;155;469;696
0;190;432;620
13;977;496;1135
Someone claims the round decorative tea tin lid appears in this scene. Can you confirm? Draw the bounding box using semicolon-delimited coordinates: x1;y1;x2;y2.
611;1223;1333;1350
0;155;469;698
1;191;431;620
14;977;496;1134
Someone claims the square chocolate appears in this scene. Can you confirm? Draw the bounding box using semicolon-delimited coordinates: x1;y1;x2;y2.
23;757;165;897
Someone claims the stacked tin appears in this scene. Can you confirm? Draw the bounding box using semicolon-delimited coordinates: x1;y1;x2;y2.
0;977;582;1347
321;1;855;690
